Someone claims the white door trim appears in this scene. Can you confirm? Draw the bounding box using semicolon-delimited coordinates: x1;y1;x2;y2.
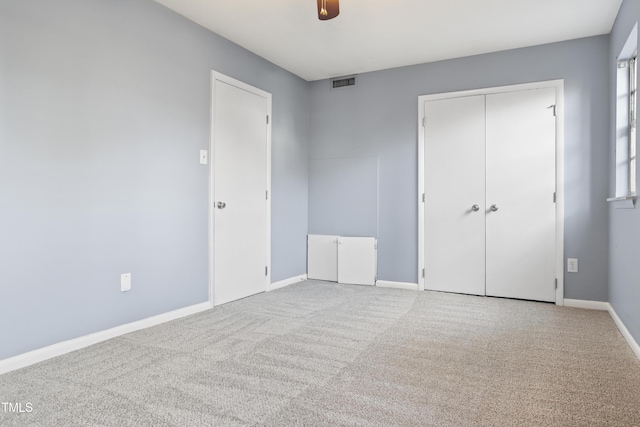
209;71;272;307
417;80;565;305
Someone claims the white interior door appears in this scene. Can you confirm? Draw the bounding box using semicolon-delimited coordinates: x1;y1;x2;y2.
307;234;338;281
485;88;557;302
212;76;270;306
424;96;486;295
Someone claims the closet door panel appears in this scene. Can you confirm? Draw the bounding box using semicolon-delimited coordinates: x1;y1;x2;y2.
424;96;486;296
485;88;556;302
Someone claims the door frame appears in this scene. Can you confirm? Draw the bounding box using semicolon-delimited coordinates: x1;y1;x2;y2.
209;71;272;307
417;80;565;305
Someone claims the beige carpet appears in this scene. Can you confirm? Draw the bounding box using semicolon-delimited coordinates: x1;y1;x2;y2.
1;280;639;426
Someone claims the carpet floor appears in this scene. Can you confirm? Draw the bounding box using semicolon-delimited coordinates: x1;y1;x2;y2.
1;280;639;426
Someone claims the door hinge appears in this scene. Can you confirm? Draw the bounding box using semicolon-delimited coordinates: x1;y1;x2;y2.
266;190;269;200
422;117;427;127
266;115;270;125
555;278;558;289
553;192;556;203
422;268;425;278
422;193;425;203
265;266;268;276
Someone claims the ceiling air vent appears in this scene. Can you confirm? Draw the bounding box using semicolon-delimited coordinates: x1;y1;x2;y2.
331;76;356;89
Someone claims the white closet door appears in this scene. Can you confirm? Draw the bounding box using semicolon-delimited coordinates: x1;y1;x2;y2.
485;88;556;302
424;96;486;295
307;234;338;281
337;237;377;286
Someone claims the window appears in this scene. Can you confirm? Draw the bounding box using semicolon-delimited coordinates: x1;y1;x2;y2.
610;25;638;208
630;53;637;195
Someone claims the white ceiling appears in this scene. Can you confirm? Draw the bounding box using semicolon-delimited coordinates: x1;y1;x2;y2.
153;0;623;82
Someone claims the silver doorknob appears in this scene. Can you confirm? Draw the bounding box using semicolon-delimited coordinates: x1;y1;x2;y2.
490;204;499;212
217;201;226;209
471;204;480;212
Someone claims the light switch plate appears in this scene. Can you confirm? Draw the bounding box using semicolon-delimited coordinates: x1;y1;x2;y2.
200;150;208;165
121;273;131;292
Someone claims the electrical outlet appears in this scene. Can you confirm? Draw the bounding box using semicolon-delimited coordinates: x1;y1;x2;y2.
121;273;131;292
567;258;578;273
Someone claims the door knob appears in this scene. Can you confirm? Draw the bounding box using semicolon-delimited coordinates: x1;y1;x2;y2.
471;204;480;212
217;201;226;209
490;204;499;212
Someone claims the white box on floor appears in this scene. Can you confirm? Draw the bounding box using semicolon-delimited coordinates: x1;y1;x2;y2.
338;236;377;286
307;234;377;286
307;234;339;281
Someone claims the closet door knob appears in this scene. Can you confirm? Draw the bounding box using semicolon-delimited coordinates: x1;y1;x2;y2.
490;204;499;212
471;204;480;212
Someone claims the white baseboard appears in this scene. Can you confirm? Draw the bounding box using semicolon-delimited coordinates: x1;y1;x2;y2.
268;274;307;291
563;298;609;311
608;305;640;361
0;302;211;375
375;280;419;291
563;299;640;361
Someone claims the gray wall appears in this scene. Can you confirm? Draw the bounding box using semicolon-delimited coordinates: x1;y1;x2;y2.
1;0;627;361
609;0;640;345
309;36;611;299
0;0;309;359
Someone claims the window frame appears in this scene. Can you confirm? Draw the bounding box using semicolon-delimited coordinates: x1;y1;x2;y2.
609;24;638;208
629;52;637;196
